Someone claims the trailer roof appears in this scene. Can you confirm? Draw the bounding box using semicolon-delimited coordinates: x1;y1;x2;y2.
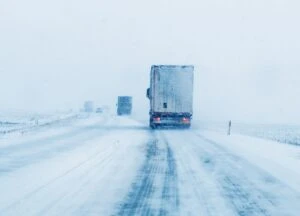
151;65;194;69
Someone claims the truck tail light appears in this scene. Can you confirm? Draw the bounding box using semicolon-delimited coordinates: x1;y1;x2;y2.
153;117;161;122
182;117;190;122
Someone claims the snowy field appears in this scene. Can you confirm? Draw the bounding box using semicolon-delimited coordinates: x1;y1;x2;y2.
0;114;299;215
195;121;300;146
0;111;86;136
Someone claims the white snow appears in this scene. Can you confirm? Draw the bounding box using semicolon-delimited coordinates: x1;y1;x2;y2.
0;116;300;215
200;130;300;193
0;115;148;215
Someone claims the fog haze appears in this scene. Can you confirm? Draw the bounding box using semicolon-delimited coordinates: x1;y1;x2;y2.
1;0;300;123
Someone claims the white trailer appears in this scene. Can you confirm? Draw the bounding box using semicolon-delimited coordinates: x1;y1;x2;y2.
146;65;194;128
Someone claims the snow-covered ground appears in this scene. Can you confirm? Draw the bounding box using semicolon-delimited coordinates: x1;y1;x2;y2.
0;116;299;215
195;121;300;146
0;110;81;135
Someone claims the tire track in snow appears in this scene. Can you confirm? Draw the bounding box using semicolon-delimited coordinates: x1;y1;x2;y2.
159;134;179;216
35;145;117;216
0;123;110;175
117;138;160;215
171;138;226;216
0;141;118;215
117;132;179;216
192;133;272;216
192;132;300;216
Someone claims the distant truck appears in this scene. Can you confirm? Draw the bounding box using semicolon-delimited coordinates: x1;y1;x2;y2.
84;101;94;113
96;107;103;113
117;96;132;115
146;65;194;128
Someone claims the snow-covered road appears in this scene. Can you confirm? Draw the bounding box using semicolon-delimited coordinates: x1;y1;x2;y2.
0;115;299;216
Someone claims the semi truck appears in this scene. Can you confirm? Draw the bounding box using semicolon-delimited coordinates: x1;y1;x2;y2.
84;101;94;113
117;96;132;115
146;65;194;128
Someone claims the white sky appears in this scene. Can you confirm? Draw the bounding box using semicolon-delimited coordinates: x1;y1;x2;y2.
0;0;300;123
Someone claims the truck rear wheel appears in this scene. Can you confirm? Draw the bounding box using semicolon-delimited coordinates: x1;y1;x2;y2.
149;120;157;129
183;124;191;129
150;123;156;129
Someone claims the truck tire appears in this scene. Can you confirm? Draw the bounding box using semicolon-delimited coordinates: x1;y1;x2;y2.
149;121;156;129
184;124;191;129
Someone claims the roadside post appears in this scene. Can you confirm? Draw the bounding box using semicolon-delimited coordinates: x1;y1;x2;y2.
227;120;231;136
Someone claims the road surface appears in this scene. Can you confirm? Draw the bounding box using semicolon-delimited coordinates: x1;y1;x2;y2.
0;115;299;216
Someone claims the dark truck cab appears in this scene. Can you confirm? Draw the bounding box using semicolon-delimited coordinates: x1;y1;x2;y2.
117;96;132;115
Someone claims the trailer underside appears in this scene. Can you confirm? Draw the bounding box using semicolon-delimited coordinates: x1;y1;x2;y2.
149;113;192;129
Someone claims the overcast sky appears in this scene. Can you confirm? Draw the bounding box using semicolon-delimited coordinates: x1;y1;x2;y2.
1;0;300;123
